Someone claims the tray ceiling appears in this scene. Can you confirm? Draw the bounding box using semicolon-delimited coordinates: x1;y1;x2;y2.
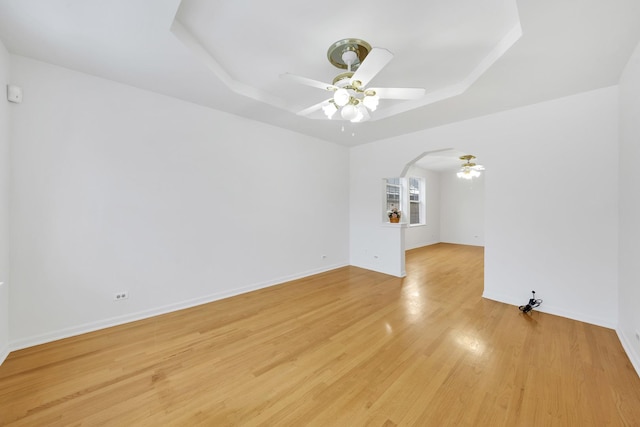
0;0;639;146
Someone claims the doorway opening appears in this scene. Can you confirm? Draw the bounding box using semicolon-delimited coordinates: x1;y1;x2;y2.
399;148;486;282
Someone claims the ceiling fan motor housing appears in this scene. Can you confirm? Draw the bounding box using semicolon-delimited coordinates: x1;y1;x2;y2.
327;38;372;70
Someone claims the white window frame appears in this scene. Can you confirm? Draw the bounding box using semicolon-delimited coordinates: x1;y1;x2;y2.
408;176;426;226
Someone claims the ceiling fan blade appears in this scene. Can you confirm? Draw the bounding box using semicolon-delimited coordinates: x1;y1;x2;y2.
281;73;337;91
370;87;426;100
297;99;332;116
350;47;394;87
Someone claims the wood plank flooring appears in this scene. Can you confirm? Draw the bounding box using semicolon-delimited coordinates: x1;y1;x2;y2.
1;243;639;426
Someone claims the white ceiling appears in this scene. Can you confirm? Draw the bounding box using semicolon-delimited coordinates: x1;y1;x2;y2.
0;0;639;147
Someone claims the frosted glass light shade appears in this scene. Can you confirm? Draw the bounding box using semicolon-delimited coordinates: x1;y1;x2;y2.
363;94;379;111
457;168;481;179
351;107;365;123
341;104;358;120
322;103;337;118
333;88;350;107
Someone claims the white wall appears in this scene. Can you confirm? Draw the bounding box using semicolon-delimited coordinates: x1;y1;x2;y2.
350;86;619;327
8;56;350;349
440;171;485;246
618;40;640;374
404;166;440;250
0;38;10;363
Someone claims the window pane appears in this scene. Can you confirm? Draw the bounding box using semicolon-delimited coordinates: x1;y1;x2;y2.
386;178;401;214
410;202;420;224
408;177;424;225
386;185;400;199
409;177;420;202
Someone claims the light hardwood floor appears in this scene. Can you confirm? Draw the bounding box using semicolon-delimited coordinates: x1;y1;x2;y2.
1;243;639;426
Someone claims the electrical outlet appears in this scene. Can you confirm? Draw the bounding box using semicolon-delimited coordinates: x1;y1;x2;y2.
114;291;129;301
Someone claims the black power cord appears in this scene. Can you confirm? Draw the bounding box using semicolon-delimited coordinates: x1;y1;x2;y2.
519;290;542;313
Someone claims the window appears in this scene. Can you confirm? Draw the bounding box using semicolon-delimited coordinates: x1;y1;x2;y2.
385;178;401;213
384;177;425;225
409;177;425;225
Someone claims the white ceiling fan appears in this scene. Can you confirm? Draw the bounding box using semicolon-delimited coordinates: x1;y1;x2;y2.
281;38;425;122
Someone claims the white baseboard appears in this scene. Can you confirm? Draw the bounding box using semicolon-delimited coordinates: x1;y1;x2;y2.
405;240;440;251
617;328;640;378
349;261;405;278
482;291;616;329
8;263;348;353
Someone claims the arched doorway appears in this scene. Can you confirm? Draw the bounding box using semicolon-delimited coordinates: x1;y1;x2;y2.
399;148;486;275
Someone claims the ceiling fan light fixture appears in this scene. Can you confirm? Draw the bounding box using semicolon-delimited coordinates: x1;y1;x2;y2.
363;92;379;111
341;104;358;121
457;155;484;179
322;102;338;119
333;88;350;107
350;106;366;123
457;168;480;179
